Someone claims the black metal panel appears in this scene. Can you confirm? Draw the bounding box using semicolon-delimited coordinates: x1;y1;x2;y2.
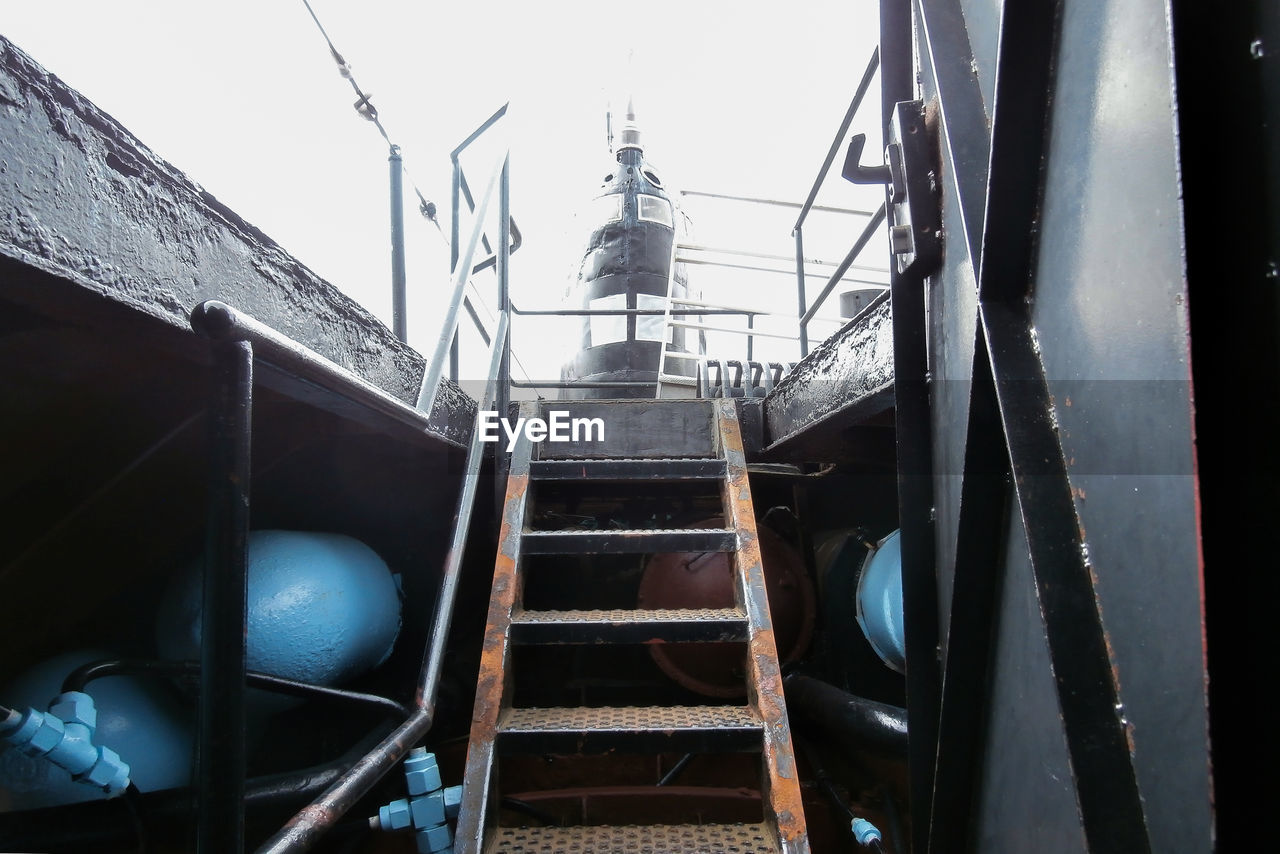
1026;0;1211;848
1174;0;1277;847
911;0;1211;848
925;333;1009;853
972;519;1087;854
956;0;998;117
912;2;985;655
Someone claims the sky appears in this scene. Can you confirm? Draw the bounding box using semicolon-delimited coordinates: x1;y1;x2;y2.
1;1;887;384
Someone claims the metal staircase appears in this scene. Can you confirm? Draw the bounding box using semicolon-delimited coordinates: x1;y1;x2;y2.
455;398;809;853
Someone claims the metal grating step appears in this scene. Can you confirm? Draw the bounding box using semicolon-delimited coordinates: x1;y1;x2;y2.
529;457;726;481
510;607;749;644
493;823;777;854
497;705;762;754
522;528;737;555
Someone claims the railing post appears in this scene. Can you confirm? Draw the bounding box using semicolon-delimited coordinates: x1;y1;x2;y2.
389;146;408;343
198;337;253;853
794;228;809;357
450;163;462;383
496;154;512;510
497;154;511;423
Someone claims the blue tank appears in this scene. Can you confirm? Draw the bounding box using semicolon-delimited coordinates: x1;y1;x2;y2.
155;530;402;687
856;529;906;673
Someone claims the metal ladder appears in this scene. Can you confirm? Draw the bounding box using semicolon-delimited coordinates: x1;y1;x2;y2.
455;398;809;853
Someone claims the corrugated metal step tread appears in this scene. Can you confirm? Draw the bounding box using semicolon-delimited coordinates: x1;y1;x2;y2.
501;705;758;733
493;822;777;853
496;706;763;754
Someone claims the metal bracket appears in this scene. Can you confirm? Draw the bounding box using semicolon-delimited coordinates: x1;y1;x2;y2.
841;101;942;278
842;135;892;185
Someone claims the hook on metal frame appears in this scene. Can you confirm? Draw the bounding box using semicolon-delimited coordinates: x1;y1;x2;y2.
841;134;893;185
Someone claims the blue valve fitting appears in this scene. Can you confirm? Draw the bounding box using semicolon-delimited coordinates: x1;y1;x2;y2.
1;691;131;796
370;749;456;852
851;816;883;847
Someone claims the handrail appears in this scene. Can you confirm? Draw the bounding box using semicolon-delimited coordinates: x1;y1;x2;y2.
678;241;889;273
256;311;512;854
448;104;521;379
800;203;888;326
416;148;507;416
792;45;885;357
681;189;878;217
793;48;882;234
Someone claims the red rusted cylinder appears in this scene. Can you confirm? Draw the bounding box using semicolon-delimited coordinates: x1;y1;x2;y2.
638;518;815;697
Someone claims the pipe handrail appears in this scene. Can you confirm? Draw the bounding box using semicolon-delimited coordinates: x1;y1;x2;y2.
793;47;881;234
801;202;887;326
793;45;888;358
416;148;507;415
678;241;890;274
256;310;512;854
681;189;878;217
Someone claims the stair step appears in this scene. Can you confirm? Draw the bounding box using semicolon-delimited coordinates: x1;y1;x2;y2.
493;823;777;854
497;705;762;754
530;457;725;481
522;528;737;554
510;607;749;644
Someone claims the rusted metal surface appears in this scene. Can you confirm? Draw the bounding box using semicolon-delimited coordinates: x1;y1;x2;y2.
493;823;776;854
510;607;749;644
529;457;726;481
522;528;736;555
639;517;815;698
456;404;536;854
715;400;810;853
497;705;762;754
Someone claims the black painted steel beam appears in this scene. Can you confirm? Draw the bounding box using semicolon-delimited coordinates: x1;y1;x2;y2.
972;0;1153;849
880;2;941;851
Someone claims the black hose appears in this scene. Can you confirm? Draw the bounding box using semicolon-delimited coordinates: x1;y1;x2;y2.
60;659;410;717
499;797;559;827
122;783;150;854
657;753;695;786
783;673;908;759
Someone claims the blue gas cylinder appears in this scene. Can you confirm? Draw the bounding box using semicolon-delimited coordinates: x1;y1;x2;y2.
155;530;402;686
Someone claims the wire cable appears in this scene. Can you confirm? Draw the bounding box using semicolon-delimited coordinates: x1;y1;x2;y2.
299;0;438;225
298;1;540;391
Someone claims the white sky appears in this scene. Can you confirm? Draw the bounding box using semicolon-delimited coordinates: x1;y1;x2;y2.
2;1;886;384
